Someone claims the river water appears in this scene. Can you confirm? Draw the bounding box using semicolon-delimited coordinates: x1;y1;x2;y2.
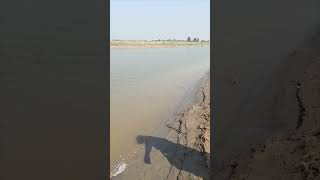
110;47;210;168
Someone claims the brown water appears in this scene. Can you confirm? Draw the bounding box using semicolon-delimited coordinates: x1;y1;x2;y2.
110;47;210;168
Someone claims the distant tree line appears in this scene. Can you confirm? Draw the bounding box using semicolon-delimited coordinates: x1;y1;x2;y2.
187;37;202;42
150;38;209;42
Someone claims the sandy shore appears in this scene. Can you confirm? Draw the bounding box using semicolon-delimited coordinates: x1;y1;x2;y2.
110;40;209;49
111;73;210;180
220;45;320;179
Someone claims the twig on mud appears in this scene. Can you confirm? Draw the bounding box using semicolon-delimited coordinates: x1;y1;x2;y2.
165;123;183;134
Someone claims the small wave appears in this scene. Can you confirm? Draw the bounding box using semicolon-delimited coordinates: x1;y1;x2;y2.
110;162;127;178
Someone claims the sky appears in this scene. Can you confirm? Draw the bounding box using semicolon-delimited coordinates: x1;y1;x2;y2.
110;0;210;40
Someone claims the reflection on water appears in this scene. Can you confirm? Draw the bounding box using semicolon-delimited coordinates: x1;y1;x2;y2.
110;47;209;167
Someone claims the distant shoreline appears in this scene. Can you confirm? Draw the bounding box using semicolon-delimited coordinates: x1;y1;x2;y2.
110;40;210;49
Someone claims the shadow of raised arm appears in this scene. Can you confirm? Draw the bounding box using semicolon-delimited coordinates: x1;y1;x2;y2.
136;135;210;179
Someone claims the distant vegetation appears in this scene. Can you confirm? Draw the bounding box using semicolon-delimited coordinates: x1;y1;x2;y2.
111;37;209;48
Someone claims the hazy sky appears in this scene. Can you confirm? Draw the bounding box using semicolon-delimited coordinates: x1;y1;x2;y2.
111;0;210;40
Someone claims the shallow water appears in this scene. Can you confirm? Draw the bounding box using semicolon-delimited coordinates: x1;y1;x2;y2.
110;47;210;168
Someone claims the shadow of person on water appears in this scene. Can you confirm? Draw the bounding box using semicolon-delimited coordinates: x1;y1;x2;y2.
136;135;209;179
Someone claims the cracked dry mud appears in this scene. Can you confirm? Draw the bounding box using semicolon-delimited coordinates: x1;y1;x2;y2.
165;75;210;180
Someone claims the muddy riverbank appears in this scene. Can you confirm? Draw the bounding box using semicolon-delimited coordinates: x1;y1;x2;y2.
221;45;320;180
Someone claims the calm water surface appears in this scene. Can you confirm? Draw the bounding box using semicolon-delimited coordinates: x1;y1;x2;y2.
110;47;209;167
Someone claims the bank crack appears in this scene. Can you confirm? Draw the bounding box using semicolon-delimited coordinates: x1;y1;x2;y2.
295;81;306;129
